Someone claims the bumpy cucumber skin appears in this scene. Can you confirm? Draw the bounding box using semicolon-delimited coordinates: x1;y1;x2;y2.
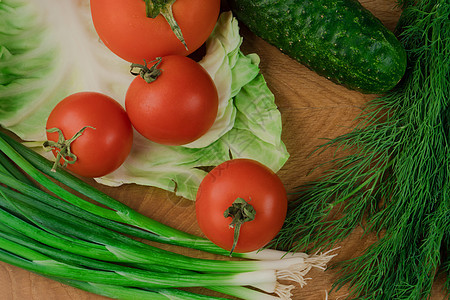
229;0;407;94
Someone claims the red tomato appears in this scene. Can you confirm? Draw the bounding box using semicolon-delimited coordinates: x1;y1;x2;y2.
125;55;218;145
90;0;221;63
195;159;287;253
46;92;133;178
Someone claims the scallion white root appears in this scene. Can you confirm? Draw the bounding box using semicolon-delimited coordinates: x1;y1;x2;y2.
249;281;294;300
274;282;295;300
276;268;311;288
250;248;337;290
305;248;339;271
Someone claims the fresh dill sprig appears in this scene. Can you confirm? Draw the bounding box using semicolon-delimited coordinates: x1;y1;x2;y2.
271;0;450;299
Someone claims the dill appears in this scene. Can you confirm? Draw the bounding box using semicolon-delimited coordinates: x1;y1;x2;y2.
271;0;450;299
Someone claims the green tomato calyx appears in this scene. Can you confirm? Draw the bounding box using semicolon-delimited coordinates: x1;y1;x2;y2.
43;126;95;172
130;58;163;84
224;197;256;257
143;0;188;50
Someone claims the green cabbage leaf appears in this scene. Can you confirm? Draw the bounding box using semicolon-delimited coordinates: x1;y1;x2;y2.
0;1;289;200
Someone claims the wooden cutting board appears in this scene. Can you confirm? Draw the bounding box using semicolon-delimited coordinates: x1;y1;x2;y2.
0;0;446;299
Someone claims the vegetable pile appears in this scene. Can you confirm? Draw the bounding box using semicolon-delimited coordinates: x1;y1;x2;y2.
0;0;289;200
96;12;289;200
0;132;334;299
4;0;448;298
0;0;303;298
272;0;450;298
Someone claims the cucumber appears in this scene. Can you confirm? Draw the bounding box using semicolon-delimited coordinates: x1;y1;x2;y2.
229;0;406;94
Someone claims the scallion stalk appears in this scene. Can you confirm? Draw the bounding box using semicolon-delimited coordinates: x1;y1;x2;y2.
0;150;35;186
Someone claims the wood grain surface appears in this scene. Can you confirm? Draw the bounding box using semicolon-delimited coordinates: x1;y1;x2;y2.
0;0;447;299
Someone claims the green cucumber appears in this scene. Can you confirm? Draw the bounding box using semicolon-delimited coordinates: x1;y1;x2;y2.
229;0;407;94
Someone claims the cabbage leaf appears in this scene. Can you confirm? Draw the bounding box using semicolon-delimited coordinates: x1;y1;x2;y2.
0;2;289;200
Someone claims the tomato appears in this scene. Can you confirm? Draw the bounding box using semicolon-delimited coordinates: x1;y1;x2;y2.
195;159;287;254
90;0;221;63
125;55;218;145
45;92;133;178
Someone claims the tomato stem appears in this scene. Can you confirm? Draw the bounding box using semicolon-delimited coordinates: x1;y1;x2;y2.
43;126;95;172
143;0;188;50
224;198;256;257
130;58;163;84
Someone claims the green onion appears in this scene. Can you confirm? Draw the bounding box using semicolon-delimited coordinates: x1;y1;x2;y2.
0;131;230;253
0;234;281;290
0;132;337;299
0;201;288;297
0;219;278;300
0;223;275;299
0;132;313;261
0;174;311;275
